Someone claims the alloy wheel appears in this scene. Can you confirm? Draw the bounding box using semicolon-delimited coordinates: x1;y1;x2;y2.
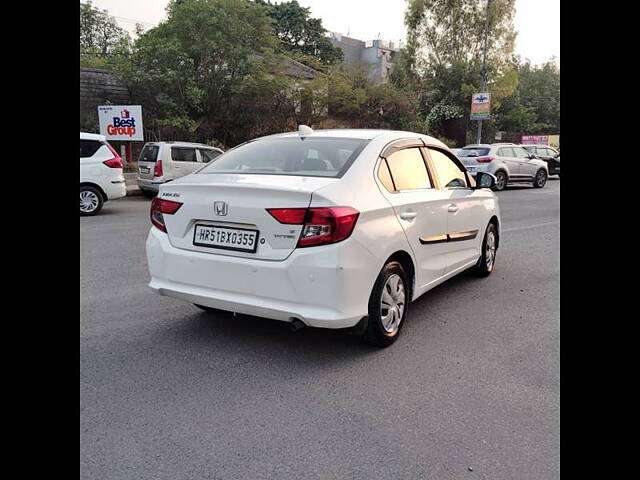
80;190;100;213
380;274;405;334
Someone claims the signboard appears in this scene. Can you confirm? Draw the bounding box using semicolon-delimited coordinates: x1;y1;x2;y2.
521;135;549;145
548;135;560;148
470;92;491;120
98;105;144;141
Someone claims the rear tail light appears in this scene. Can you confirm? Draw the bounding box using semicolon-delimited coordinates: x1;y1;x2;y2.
267;207;360;247
103;143;123;168
476;156;495;163
154;160;163;177
150;198;183;233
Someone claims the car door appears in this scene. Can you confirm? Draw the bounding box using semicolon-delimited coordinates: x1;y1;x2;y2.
377;143;450;288
170;146;199;178
424;147;486;274
497;146;521;177
514;145;537;177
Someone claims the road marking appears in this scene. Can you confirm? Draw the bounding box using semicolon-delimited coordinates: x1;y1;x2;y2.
503;221;559;233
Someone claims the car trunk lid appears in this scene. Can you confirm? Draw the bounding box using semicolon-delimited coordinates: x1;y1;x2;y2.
160;173;338;260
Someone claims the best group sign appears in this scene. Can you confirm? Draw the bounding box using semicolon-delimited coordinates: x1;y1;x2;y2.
98;105;144;141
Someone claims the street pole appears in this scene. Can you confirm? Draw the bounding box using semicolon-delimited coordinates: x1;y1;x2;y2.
477;0;492;144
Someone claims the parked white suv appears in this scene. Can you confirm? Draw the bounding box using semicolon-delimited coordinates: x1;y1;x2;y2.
458;143;549;190
146;128;501;347
137;141;224;197
80;132;126;216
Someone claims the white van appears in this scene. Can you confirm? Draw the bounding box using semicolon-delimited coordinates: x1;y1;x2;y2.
137;142;224;197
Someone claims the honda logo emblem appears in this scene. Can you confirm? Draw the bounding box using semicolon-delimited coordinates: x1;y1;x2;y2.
214;201;228;216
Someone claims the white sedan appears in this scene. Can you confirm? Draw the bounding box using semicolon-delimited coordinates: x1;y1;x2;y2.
146;128;500;347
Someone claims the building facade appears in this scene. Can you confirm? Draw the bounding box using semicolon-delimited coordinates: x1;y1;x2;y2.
328;33;398;84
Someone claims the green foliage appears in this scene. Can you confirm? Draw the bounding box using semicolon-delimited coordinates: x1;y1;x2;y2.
255;0;343;68
80;1;132;68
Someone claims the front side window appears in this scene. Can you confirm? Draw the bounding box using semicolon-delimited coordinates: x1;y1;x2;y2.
384;148;431;191
428;148;468;189
199;137;369;178
171;147;197;162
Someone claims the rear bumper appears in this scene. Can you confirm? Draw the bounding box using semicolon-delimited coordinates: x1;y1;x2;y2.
137;177;166;192
146;227;377;329
104;180;126;200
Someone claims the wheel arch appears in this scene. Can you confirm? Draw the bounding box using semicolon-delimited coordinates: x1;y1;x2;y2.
488;215;500;249
384;250;416;301
80;182;107;201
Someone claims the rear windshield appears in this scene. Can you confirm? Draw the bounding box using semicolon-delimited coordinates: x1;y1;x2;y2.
198;137;370;178
139;145;159;163
458;147;490;157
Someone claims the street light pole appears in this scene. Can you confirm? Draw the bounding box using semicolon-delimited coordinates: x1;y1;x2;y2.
476;0;492;144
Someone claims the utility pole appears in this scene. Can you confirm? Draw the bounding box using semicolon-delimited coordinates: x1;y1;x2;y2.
477;0;492;144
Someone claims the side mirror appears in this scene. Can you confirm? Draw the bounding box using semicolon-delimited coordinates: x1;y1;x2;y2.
475;171;497;189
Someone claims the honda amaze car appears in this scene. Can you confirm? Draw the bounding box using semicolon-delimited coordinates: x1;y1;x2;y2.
458;143;549;190
146;128;501;347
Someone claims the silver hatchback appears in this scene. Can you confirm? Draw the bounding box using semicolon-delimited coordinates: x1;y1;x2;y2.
458;143;549;190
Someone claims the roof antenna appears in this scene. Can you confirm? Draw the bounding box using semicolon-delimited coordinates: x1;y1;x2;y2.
298;125;313;136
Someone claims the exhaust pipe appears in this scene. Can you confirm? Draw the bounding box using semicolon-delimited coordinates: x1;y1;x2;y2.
289;318;306;332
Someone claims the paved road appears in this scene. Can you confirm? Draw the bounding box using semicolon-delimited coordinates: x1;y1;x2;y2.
80;180;560;480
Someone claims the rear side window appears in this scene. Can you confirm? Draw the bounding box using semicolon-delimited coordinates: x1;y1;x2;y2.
514;147;530;158
377;160;395;192
198;148;222;163
385;148;431;190
171;147;197;162
80;140;103;158
198;137;369;178
427;148;468;189
139;145;159;163
498;147;515;157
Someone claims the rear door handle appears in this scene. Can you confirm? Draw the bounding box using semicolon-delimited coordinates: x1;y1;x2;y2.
400;211;417;221
448;204;459;213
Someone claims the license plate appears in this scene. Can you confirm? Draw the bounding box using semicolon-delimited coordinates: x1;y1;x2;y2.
466;166;476;171
193;224;259;253
140;166;150;174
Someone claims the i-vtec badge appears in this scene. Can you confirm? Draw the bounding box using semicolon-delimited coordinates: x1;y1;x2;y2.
214;201;228;216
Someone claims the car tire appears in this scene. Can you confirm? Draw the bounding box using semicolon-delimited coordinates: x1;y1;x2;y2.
471;222;498;277
363;261;410;348
80;186;104;216
492;171;507;191
533;169;547;188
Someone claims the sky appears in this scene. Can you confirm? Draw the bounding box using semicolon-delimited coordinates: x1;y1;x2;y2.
84;0;559;65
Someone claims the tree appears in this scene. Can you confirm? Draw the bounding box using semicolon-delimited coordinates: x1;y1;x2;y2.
80;1;131;68
256;0;343;68
392;0;519;143
115;0;327;145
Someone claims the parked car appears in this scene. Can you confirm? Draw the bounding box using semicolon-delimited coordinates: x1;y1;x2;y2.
80;132;126;216
522;144;560;177
137;141;224;197
457;143;549;190
450;148;461;157
145;127;501;347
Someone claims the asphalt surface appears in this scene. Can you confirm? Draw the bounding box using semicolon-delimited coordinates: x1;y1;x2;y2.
80;179;560;480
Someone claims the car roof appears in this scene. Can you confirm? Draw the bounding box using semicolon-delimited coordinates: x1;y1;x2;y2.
257;128;448;148
80;132;106;141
